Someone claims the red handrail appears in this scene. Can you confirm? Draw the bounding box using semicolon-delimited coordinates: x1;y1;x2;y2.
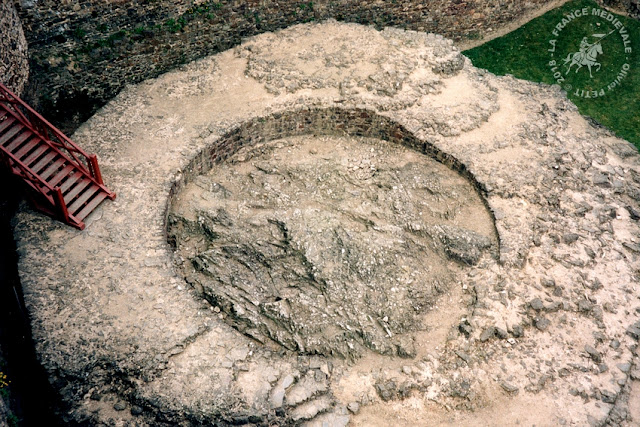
0;82;114;229
0;83;98;179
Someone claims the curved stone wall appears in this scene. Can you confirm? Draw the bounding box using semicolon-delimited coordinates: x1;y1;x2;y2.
0;0;28;95
166;108;500;360
603;0;640;18
167;107;495;220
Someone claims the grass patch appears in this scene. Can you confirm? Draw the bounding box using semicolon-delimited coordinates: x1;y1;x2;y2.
464;0;639;150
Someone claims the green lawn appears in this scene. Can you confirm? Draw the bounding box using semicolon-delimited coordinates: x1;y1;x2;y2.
463;0;640;150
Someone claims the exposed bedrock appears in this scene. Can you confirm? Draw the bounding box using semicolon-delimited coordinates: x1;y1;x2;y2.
168;134;497;359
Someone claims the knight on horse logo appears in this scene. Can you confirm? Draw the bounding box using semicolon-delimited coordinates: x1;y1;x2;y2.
547;7;633;98
563;30;615;78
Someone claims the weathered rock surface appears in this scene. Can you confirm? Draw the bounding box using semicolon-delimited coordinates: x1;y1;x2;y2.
0;0;28;94
169;134;496;359
12;21;640;426
0;396;8;427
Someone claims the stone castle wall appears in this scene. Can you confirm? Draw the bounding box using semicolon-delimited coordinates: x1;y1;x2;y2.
15;0;559;132
1;0;28;95
603;0;640;18
12;0;638;132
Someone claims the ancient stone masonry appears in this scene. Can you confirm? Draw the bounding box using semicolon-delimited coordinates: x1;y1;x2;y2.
12;22;640;426
603;0;640;18
0;0;28;95
0;3;28;422
14;0;561;132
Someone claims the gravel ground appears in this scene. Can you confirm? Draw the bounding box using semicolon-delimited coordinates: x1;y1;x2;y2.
12;21;640;426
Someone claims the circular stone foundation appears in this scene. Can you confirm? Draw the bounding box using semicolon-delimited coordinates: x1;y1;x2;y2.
12;21;640;426
169;133;497;359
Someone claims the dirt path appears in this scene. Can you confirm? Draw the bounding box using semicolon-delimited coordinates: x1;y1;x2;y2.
457;0;573;50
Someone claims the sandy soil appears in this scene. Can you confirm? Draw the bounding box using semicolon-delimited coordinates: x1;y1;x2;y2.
457;0;573;50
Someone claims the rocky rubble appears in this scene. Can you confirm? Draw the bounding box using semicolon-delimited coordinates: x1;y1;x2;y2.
0;397;7;427
168;134;497;360
11;21;640;426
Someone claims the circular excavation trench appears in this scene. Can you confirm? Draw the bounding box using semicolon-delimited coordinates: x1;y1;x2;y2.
168;129;498;360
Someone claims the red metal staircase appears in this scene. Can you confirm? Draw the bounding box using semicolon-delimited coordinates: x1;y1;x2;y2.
0;82;115;230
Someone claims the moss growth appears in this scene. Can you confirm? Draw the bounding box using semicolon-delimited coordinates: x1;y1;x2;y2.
77;1;226;55
0;371;9;389
72;27;87;39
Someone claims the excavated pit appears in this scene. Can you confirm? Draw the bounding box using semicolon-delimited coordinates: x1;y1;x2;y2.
168;134;497;359
11;21;640;426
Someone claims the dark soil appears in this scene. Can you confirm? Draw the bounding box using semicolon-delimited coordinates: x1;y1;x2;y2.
0;171;63;426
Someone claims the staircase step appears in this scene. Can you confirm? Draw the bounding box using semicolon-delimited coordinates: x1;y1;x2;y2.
1;83;114;230
22;145;49;167
5;130;32;152
0;123;23;146
63;178;92;204
13;138;40;160
47;164;75;187
58;172;83;194
68;184;100;213
40;157;66;181
0;116;16;134
31;151;57;174
75;191;108;220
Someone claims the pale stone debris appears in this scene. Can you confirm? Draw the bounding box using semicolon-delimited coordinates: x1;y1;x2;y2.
13;22;640;426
